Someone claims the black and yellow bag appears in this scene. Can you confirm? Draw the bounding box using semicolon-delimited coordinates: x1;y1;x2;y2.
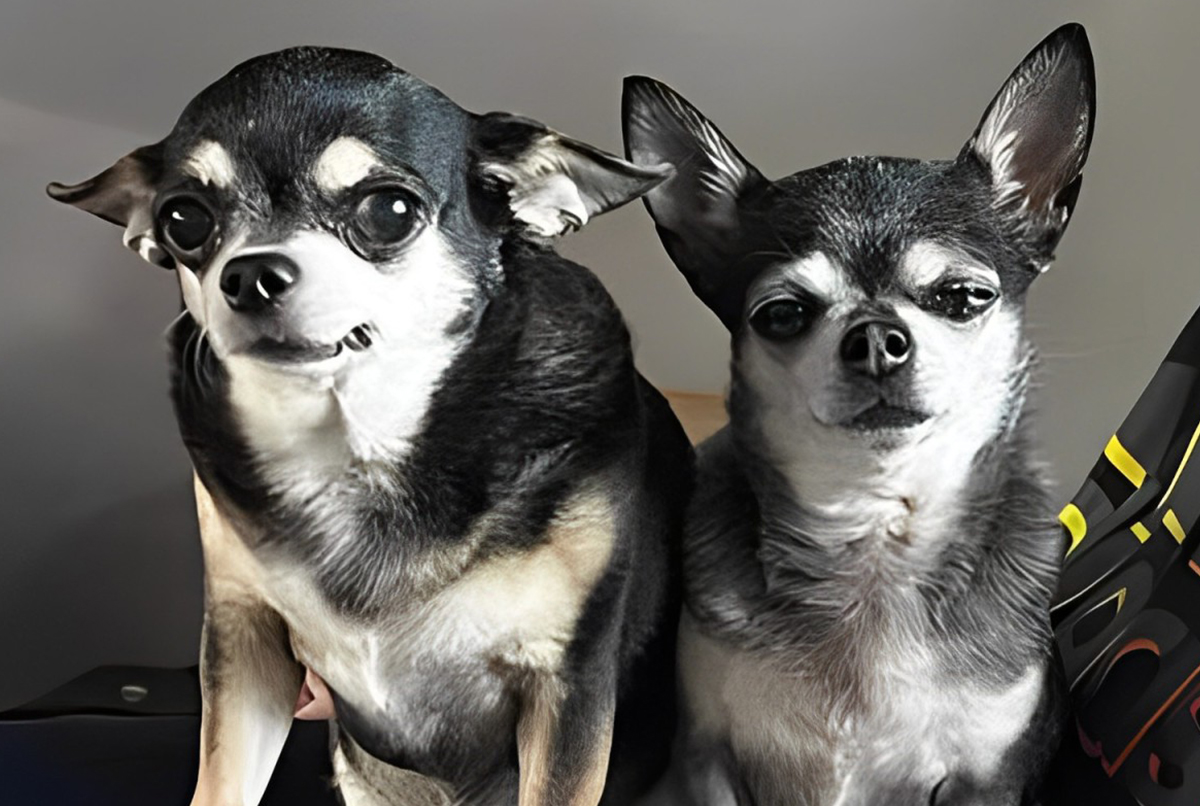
1052;307;1200;804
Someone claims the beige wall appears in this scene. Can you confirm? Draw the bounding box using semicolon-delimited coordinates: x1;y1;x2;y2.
2;0;1198;704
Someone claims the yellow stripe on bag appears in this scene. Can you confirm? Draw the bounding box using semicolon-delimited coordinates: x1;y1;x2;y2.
1163;509;1187;544
1131;522;1151;543
1105;434;1147;489
1061;503;1087;556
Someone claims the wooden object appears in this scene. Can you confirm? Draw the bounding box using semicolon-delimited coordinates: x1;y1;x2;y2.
661;390;726;445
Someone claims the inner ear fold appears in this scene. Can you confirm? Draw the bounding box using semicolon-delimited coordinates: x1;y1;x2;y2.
965;23;1095;245
622;76;767;328
473;113;671;239
47;143;174;268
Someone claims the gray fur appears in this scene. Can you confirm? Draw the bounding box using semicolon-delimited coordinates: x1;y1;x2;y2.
625;23;1094;806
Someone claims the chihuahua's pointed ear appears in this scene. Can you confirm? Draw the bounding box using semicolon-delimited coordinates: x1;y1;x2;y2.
964;23;1095;256
622;76;767;328
47;143;174;268
473;112;671;240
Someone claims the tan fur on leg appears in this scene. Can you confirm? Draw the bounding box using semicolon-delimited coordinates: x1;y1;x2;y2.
189;475;304;806
516;674;615;806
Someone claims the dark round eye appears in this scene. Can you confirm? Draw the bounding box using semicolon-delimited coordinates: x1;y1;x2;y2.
749;300;809;340
929;282;999;321
158;197;214;251
356;190;419;245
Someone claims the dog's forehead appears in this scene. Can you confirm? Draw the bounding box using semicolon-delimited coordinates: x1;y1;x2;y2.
163;47;471;196
759;156;1016;294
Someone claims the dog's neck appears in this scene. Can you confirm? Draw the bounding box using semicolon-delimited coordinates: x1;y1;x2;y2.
697;409;1044;678
739;421;1009;576
684;367;1057;683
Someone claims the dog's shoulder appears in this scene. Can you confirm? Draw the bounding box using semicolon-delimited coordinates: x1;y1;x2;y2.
414;241;636;468
679;429;767;633
926;427;1062;685
499;240;627;342
691;428;752;523
471;240;636;428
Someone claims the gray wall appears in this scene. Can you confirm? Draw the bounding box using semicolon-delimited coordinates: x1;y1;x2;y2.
2;0;1198;708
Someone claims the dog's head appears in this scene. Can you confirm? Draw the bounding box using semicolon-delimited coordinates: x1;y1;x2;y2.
623;25;1094;499
49;46;667;379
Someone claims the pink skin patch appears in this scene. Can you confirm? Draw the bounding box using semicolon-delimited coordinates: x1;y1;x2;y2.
294;668;337;720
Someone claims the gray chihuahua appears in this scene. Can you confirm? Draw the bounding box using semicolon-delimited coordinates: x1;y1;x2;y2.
623;24;1094;806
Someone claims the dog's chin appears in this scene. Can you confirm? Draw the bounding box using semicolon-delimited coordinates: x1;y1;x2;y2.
243;323;375;372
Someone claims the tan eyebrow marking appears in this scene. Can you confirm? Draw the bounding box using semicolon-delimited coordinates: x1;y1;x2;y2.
312;137;382;193
183;140;237;188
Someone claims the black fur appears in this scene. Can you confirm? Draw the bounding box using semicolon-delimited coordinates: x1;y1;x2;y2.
51;46;691;805
171;242;693;799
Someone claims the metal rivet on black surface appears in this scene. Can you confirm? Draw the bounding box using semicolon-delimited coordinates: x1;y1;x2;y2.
120;684;149;703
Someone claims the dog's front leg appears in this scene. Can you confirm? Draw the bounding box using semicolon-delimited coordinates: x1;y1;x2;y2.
190;476;305;806
516;667;617;806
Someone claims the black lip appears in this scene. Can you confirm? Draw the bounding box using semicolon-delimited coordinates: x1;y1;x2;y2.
247;324;373;364
844;403;929;431
248;338;343;364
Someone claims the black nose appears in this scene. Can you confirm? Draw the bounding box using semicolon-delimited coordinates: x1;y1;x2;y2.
840;320;913;377
219;254;299;313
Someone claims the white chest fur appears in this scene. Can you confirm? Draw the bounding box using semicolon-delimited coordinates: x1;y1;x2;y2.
255;486;615;731
680;614;1045;805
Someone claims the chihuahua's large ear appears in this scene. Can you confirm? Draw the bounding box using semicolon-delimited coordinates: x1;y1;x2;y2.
622;76;767;328
47;143;174;268
963;23;1095;256
473;112;671;240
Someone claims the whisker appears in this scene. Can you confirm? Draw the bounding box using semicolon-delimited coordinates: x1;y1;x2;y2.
730;224;804;271
732;248;802;272
765;220;800;261
183;324;214;393
738;250;797;262
197;329;217;391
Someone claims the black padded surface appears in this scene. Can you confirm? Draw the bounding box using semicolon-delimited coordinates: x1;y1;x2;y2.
3;665;201;718
0;716;338;805
0;666;338;805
